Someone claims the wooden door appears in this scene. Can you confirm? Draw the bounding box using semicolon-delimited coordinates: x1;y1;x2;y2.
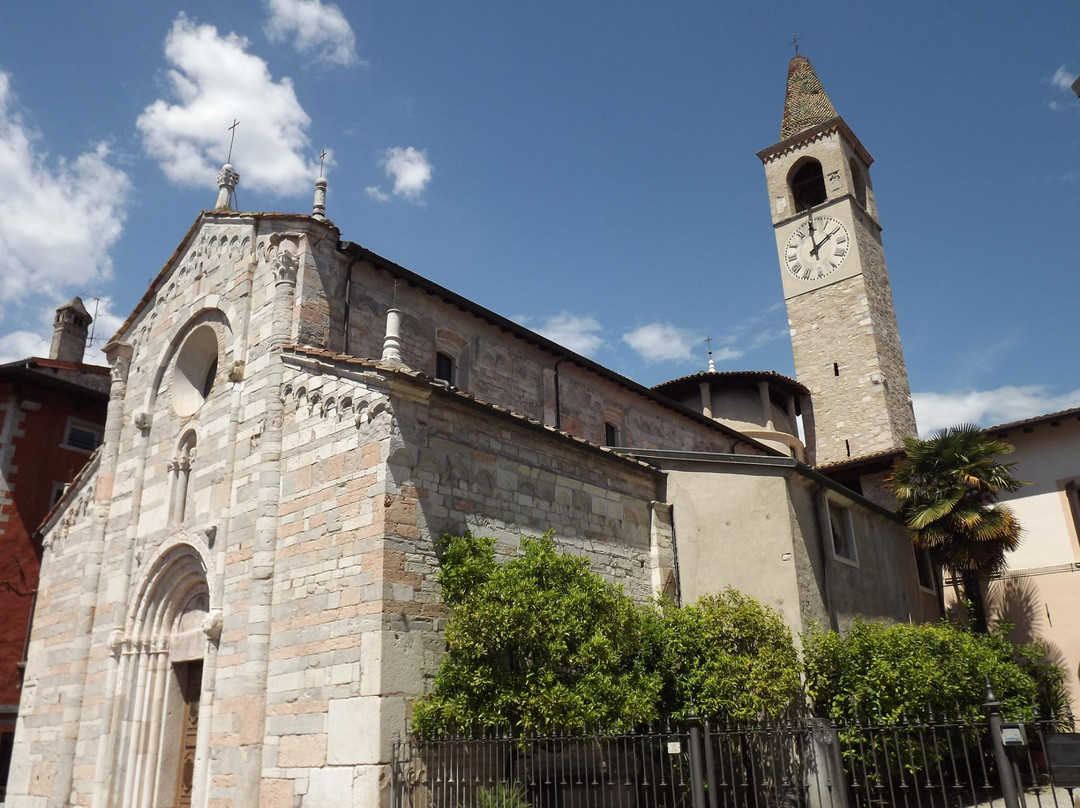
174;660;203;808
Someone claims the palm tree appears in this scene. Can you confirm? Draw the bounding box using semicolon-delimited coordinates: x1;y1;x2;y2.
887;424;1024;633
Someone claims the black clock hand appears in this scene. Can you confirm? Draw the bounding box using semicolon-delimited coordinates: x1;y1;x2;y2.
811;226;840;258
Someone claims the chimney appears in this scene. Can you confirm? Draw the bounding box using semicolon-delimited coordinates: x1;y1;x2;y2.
50;297;92;363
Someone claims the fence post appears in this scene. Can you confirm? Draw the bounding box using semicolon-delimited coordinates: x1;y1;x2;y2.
986;681;1022;808
808;717;848;808
688;708;708;808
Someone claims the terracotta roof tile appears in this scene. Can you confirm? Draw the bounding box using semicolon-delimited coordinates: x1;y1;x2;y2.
780;56;838;140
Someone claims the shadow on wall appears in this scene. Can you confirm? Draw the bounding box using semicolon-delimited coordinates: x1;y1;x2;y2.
985;576;1068;672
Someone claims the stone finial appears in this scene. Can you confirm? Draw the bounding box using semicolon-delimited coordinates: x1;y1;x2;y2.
313;176;328;221
215;163;240;211
381;308;404;365
50;297;92;363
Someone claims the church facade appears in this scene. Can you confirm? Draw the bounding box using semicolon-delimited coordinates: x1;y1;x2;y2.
6;57;937;808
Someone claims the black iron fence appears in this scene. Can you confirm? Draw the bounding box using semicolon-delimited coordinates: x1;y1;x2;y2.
391;697;1080;808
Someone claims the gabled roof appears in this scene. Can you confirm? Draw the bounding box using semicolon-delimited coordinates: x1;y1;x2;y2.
282;345;780;460
986;406;1080;435
0;357;110;399
109;210;335;344
281;346;665;473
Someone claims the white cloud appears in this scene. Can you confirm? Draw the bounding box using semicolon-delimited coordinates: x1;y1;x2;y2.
1050;66;1076;92
710;346;743;362
138;15;318;197
375;146;432;202
622;323;706;363
0;297;124;366
0;330;49;364
365;185;390;203
912;385;1080;436
534;312;604;356
263;0;359;67
0;72;129;314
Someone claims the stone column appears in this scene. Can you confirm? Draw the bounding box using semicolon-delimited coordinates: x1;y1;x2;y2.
91;403;152;808
699;381;713;419
758;380;774;430
234;239;297;808
50;343;131;808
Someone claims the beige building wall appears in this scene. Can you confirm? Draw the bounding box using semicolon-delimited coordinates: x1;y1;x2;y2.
633;452;938;637
985;415;1080;711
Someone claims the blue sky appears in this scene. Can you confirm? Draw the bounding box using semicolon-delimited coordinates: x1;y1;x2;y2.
0;1;1077;433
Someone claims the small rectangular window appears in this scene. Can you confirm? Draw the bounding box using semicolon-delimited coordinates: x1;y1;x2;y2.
914;547;937;593
604;422;619;446
435;352;456;387
61;418;102;453
1065;480;1080;548
827;497;858;566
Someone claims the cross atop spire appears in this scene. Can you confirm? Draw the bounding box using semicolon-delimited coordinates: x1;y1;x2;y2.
226;119;240;163
779;55;838;141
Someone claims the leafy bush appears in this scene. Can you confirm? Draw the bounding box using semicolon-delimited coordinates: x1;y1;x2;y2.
412;533;663;735
472;782;531;808
413;534;802;735
658;590;801;720
803;619;1065;723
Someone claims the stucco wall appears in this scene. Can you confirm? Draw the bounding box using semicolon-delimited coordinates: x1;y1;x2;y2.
657;457;936;638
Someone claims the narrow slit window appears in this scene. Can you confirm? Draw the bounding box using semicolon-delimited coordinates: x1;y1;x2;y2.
435;352;456;386
833;362;840;377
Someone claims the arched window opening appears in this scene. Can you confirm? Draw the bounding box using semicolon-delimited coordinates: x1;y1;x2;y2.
790;160;827;211
849;158;867;208
173;325;220;417
435;329;468;390
200;356;218;399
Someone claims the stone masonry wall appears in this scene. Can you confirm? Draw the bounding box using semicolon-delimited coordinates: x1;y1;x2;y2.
851;213;917;443
787;272;901;465
256;353;663;808
334;258;758;456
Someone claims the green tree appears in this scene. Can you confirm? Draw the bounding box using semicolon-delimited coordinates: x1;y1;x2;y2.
803;619;1063;724
412;533;663;735
887;424;1023;633
412;534;802;735
658;590;800;720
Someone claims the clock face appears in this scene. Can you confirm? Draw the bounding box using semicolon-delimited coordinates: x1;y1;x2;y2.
785;216;850;281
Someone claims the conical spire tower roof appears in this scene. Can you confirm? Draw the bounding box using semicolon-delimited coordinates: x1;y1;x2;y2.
779;56;838;140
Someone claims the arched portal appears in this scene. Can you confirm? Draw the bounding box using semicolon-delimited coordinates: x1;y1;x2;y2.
108;543;214;808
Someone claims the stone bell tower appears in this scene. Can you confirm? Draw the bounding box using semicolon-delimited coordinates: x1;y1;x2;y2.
757;55;916;466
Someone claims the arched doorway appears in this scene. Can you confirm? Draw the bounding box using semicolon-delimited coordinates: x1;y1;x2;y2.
108;543;213;808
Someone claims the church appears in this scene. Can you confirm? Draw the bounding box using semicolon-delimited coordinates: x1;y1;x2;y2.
6;56;938;808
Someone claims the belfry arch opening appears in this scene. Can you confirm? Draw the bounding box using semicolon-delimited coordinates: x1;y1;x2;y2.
849;158;867;208
789;159;827;211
